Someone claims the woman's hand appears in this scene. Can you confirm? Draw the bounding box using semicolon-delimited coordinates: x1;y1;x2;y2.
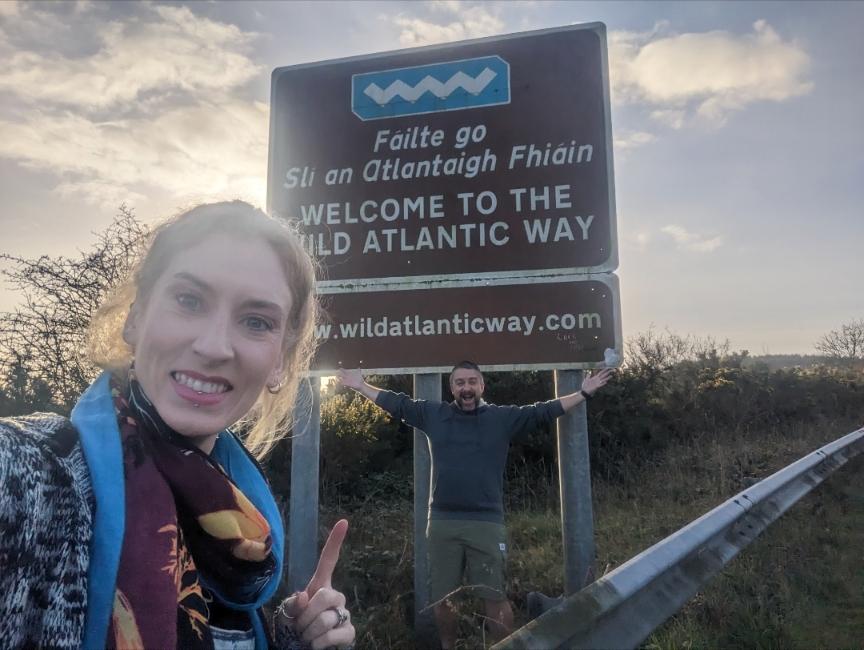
277;520;355;649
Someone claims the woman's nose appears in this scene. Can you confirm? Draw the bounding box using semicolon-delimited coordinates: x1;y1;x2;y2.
191;312;235;362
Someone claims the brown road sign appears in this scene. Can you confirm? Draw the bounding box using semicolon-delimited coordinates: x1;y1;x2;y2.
269;24;617;286
311;275;621;374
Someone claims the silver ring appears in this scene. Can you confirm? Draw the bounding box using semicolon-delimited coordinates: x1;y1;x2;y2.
275;599;294;621
330;606;349;628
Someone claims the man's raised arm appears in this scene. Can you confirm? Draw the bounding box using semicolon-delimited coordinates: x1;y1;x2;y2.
336;368;382;402
337;368;436;430
557;368;614;413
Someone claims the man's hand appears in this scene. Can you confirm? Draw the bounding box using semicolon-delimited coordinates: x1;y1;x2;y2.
277;519;355;649
337;368;365;391
581;368;614;396
336;368;381;403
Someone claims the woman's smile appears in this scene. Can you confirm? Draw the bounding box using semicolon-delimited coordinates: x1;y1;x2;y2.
171;370;233;406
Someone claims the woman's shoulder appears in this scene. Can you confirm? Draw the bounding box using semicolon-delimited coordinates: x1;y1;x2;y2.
0;412;81;457
1;410;74;433
0;412;92;506
0;412;94;648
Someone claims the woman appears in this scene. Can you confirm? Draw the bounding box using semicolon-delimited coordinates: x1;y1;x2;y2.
0;201;355;649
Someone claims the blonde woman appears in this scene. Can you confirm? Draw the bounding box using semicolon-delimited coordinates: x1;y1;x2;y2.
0;201;354;649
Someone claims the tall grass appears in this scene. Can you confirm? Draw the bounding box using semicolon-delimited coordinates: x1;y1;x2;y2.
316;416;863;648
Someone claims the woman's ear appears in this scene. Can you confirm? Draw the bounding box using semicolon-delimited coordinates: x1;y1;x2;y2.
268;365;283;389
122;303;139;347
267;351;288;390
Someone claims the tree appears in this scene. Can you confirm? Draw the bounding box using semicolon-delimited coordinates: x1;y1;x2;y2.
0;206;147;412
0;356;56;415
815;319;864;365
624;326;736;378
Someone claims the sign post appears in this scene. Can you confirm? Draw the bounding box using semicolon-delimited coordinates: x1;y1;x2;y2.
288;376;321;593
412;374;440;645
555;369;596;594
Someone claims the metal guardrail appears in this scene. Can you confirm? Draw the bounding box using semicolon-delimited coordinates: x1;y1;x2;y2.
493;426;864;650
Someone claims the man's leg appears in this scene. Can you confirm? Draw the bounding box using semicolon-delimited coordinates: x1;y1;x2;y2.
433;599;458;650
483;598;514;642
427;520;465;649
463;521;512;641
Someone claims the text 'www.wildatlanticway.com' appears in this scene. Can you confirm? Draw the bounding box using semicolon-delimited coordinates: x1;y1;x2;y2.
315;312;602;339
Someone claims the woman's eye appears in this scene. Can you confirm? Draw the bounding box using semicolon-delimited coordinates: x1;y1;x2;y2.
244;316;274;332
176;293;201;311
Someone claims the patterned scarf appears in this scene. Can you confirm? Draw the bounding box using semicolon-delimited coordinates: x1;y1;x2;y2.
107;374;276;649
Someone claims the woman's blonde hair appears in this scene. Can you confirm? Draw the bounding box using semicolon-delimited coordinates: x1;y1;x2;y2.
87;200;318;459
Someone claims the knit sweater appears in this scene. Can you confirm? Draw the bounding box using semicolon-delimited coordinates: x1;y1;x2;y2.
0;373;287;649
0;413;93;648
376;391;565;523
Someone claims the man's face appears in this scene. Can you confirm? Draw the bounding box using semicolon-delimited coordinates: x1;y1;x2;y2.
450;368;485;411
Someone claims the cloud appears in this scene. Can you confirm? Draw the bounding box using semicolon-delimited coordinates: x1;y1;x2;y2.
0;4;260;112
0;100;269;210
622;231;652;253
55;178;148;211
614;130;656;153
648;109;685;130
0;3;267;208
610;20;812;126
392;1;505;46
661;225;723;252
0;1;19;18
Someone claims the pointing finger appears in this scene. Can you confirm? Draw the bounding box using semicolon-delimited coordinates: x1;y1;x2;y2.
305;519;348;595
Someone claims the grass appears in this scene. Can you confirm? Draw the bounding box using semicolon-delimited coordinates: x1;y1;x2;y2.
315;417;864;648
644;458;864;649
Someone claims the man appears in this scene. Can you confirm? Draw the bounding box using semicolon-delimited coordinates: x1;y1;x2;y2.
338;361;611;648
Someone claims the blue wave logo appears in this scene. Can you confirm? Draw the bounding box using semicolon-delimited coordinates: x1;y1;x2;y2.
352;56;510;120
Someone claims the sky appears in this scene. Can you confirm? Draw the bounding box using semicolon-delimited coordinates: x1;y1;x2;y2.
0;0;862;355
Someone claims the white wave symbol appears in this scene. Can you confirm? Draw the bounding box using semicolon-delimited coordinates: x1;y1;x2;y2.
363;67;498;106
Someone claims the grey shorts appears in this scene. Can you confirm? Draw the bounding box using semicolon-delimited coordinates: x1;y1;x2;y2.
427;518;508;603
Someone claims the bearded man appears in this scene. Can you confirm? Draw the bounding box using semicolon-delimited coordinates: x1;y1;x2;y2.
338;360;611;648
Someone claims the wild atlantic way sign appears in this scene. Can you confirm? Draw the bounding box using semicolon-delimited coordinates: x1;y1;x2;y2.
268;24;621;371
268;23;618;286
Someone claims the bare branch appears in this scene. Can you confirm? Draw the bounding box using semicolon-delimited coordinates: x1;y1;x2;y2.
0;206;148;410
815;319;864;363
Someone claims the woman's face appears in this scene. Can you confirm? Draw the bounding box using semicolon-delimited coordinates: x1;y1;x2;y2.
124;233;293;451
